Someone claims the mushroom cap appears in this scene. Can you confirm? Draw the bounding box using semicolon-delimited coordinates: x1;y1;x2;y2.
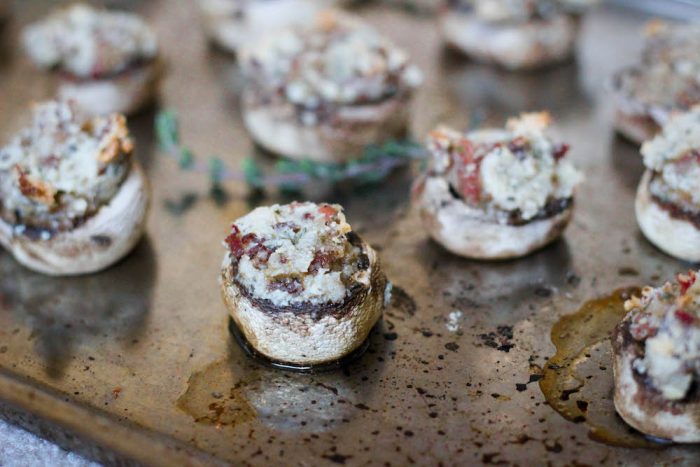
0;162;150;276
412;174;573;260
220;238;387;366
439;9;579;70
612;316;700;443
242;90;411;162
636;169;700;263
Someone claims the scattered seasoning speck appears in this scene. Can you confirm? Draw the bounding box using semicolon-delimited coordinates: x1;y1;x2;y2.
618;266;639;276
390;285;417;316
444;342;459;352
322;453;352;464
566;272;581;287
479;326;515;352
544;441;563;453
528;374;543;383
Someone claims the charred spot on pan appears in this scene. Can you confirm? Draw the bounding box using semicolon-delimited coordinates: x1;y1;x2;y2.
383;332;398;341
566;272;581;287
478;325;515;352
389;285;416;316
617;267;639;277
444;342;459;352
90;235;112;247
321;453;352;464
534;286;553;298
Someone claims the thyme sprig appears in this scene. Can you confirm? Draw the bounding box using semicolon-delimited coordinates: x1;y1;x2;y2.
155;110;427;193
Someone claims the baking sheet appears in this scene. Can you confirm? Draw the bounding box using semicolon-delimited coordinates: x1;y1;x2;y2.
1;1;700;465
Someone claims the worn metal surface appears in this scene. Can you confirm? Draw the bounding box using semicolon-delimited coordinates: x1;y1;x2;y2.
1;1;700;465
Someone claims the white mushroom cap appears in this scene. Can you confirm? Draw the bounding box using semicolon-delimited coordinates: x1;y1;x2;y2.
439;7;579;70
219;202;388;366
636;170;700;263
0;162;149;276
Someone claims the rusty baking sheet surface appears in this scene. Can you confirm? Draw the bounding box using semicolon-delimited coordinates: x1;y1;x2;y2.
1;1;700;465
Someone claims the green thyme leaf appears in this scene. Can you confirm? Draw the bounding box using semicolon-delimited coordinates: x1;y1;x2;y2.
157;108;424;197
274;160;297;173
242;158;264;188
164;192;199;216
179;148;194;170
279;183;303;195
356;168;388;185
210;184;230;206
155;110;179;150
299;160;316;175
209;156;225;185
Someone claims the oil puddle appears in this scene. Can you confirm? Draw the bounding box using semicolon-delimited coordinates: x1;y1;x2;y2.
177;359;256;428
177;356;365;432
539;287;666;449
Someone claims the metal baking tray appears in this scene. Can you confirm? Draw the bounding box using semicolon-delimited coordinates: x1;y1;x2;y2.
1;1;700;465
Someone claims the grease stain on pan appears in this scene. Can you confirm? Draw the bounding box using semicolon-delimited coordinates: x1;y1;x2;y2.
177;357;362;433
539;287;667;449
177;288;413;432
176;359;256;428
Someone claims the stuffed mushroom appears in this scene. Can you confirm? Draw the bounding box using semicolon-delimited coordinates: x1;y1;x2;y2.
412;112;583;259
612;21;700;145
636;107;700;262
220;202;390;368
23;3;161;117
0;100;149;276
239;11;423;162
197;0;338;55
613;271;700;443
439;0;596;70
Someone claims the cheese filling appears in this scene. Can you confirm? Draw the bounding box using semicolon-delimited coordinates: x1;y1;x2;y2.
615;23;700;120
449;0;595;22
425;112;582;222
0;100;133;232
23;4;158;79
199;0;327;25
642;108;700;207
625;271;700;401
240;11;422;114
643;22;700;81
225;202;368;307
